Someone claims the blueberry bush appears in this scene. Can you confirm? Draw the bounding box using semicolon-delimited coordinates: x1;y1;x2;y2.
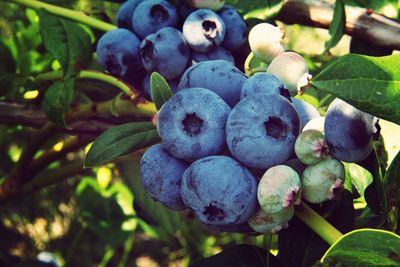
1;0;400;266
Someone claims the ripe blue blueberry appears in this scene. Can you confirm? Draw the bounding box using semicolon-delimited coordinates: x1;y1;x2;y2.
181;156;258;225
140;27;190;80
257;165;301;214
301;158;345;204
226;94;300;169
158;88;231;161
240;73;284;99
218;5;247;51
96;28;143;84
116;0;143;31
140;144;188;210
182;9;226;52
292;98;321;130
324;98;375;162
177;60;247;107
191;46;234;65
132;0;178;39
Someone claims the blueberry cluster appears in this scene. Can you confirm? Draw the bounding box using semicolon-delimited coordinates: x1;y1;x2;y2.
96;0;246;97
101;1;376;234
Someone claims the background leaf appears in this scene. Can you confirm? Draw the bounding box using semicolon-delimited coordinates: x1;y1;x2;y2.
325;0;346;51
191;244;282;267
0;40;16;75
42;78;75;127
76;177;136;248
382;151;400;232
150;72;173;110
321;229;400;267
227;0;284;20
38;9;92;78
84;122;160;168
312;54;400;125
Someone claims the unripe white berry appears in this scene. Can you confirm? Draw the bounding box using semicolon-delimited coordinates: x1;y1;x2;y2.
267;52;311;96
248;23;285;63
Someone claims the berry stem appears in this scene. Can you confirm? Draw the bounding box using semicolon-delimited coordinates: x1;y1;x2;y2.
295;201;343;245
8;0;116;32
36;70;137;100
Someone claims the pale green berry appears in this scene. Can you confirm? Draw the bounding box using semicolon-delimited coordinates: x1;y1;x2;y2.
295;129;329;165
249;207;294;234
301;158;345;204
248;23;285;63
257;165;301;214
267;52;311;96
188;0;225;11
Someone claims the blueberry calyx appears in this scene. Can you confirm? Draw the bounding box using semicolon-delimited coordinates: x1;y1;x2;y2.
203;202;225;221
182;112;204;136
264;116;288;139
202;20;218;39
141;40;154;61
150;4;169;22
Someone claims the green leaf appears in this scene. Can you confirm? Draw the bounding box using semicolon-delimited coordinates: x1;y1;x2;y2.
42;79;75;128
360;150;387;215
150;72;173;110
84;122;160;168
38;9;92;78
76;178;134;247
191;244;282;267
321;229;400;267
343;163;373;197
227;0;284;20
382;150;400;232
0;40;16;75
312;54;400;125
325;0;346;51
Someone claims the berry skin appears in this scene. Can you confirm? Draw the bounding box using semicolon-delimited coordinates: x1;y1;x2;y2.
158;88;231;161
226;94;300;169
132;0;178;39
96;28;143;84
294;129;329;165
191;46;234;65
292;98;321;130
240;73;284;99
177;60;247;107
217;5;247;51
248;23;285;63
301;158;345;204
116;0;143;31
303;116;325;133
140;27;190;80
140;144;188;210
267;52;311;96
181;156;258;225
187;0;225;11
249;207;294;234
324;98;375;163
257;165;301;214
182;9;226;52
